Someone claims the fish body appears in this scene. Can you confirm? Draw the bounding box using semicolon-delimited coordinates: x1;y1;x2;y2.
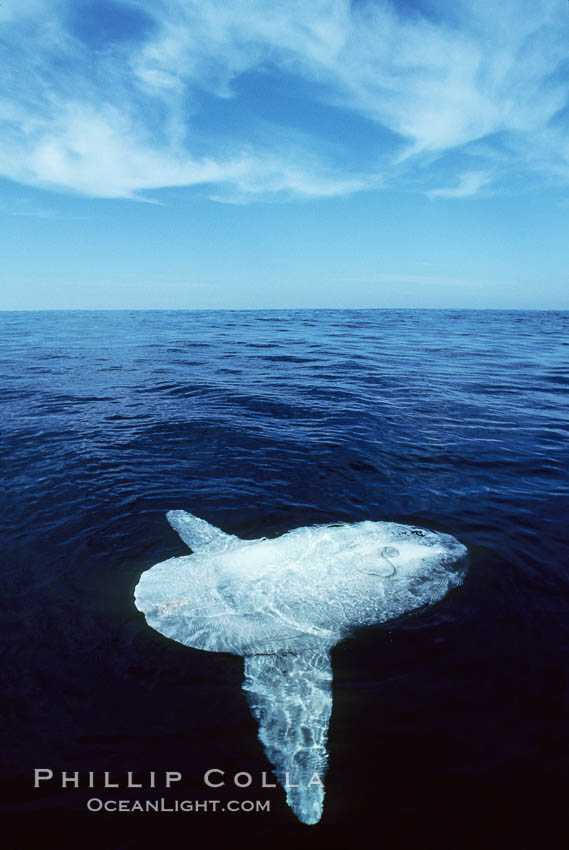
135;511;468;824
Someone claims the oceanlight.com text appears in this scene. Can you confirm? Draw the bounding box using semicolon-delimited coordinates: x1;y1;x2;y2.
86;798;270;814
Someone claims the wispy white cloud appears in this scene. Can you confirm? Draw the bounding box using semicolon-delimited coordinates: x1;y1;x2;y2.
10;208;58;219
6;204;89;220
0;194;77;220
0;0;567;201
427;170;492;199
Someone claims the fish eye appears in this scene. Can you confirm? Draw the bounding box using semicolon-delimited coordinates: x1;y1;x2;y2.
357;544;399;578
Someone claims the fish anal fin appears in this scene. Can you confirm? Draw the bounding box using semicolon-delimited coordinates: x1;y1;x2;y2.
243;645;333;825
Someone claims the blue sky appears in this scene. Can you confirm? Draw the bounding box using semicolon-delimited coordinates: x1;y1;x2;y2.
1;0;568;309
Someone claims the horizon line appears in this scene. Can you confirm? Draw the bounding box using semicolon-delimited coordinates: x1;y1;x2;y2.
1;306;568;314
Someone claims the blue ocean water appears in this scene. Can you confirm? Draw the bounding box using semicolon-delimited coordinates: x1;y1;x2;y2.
2;309;568;849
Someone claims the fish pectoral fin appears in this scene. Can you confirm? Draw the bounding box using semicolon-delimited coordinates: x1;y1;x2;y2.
166;510;240;553
242;644;334;825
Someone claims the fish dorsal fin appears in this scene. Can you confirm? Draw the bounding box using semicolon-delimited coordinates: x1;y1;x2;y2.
243;643;334;825
166;510;240;552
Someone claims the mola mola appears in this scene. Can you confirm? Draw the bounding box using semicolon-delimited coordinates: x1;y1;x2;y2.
134;511;468;825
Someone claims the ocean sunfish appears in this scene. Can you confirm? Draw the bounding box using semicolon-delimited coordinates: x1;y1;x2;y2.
134;511;468;825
